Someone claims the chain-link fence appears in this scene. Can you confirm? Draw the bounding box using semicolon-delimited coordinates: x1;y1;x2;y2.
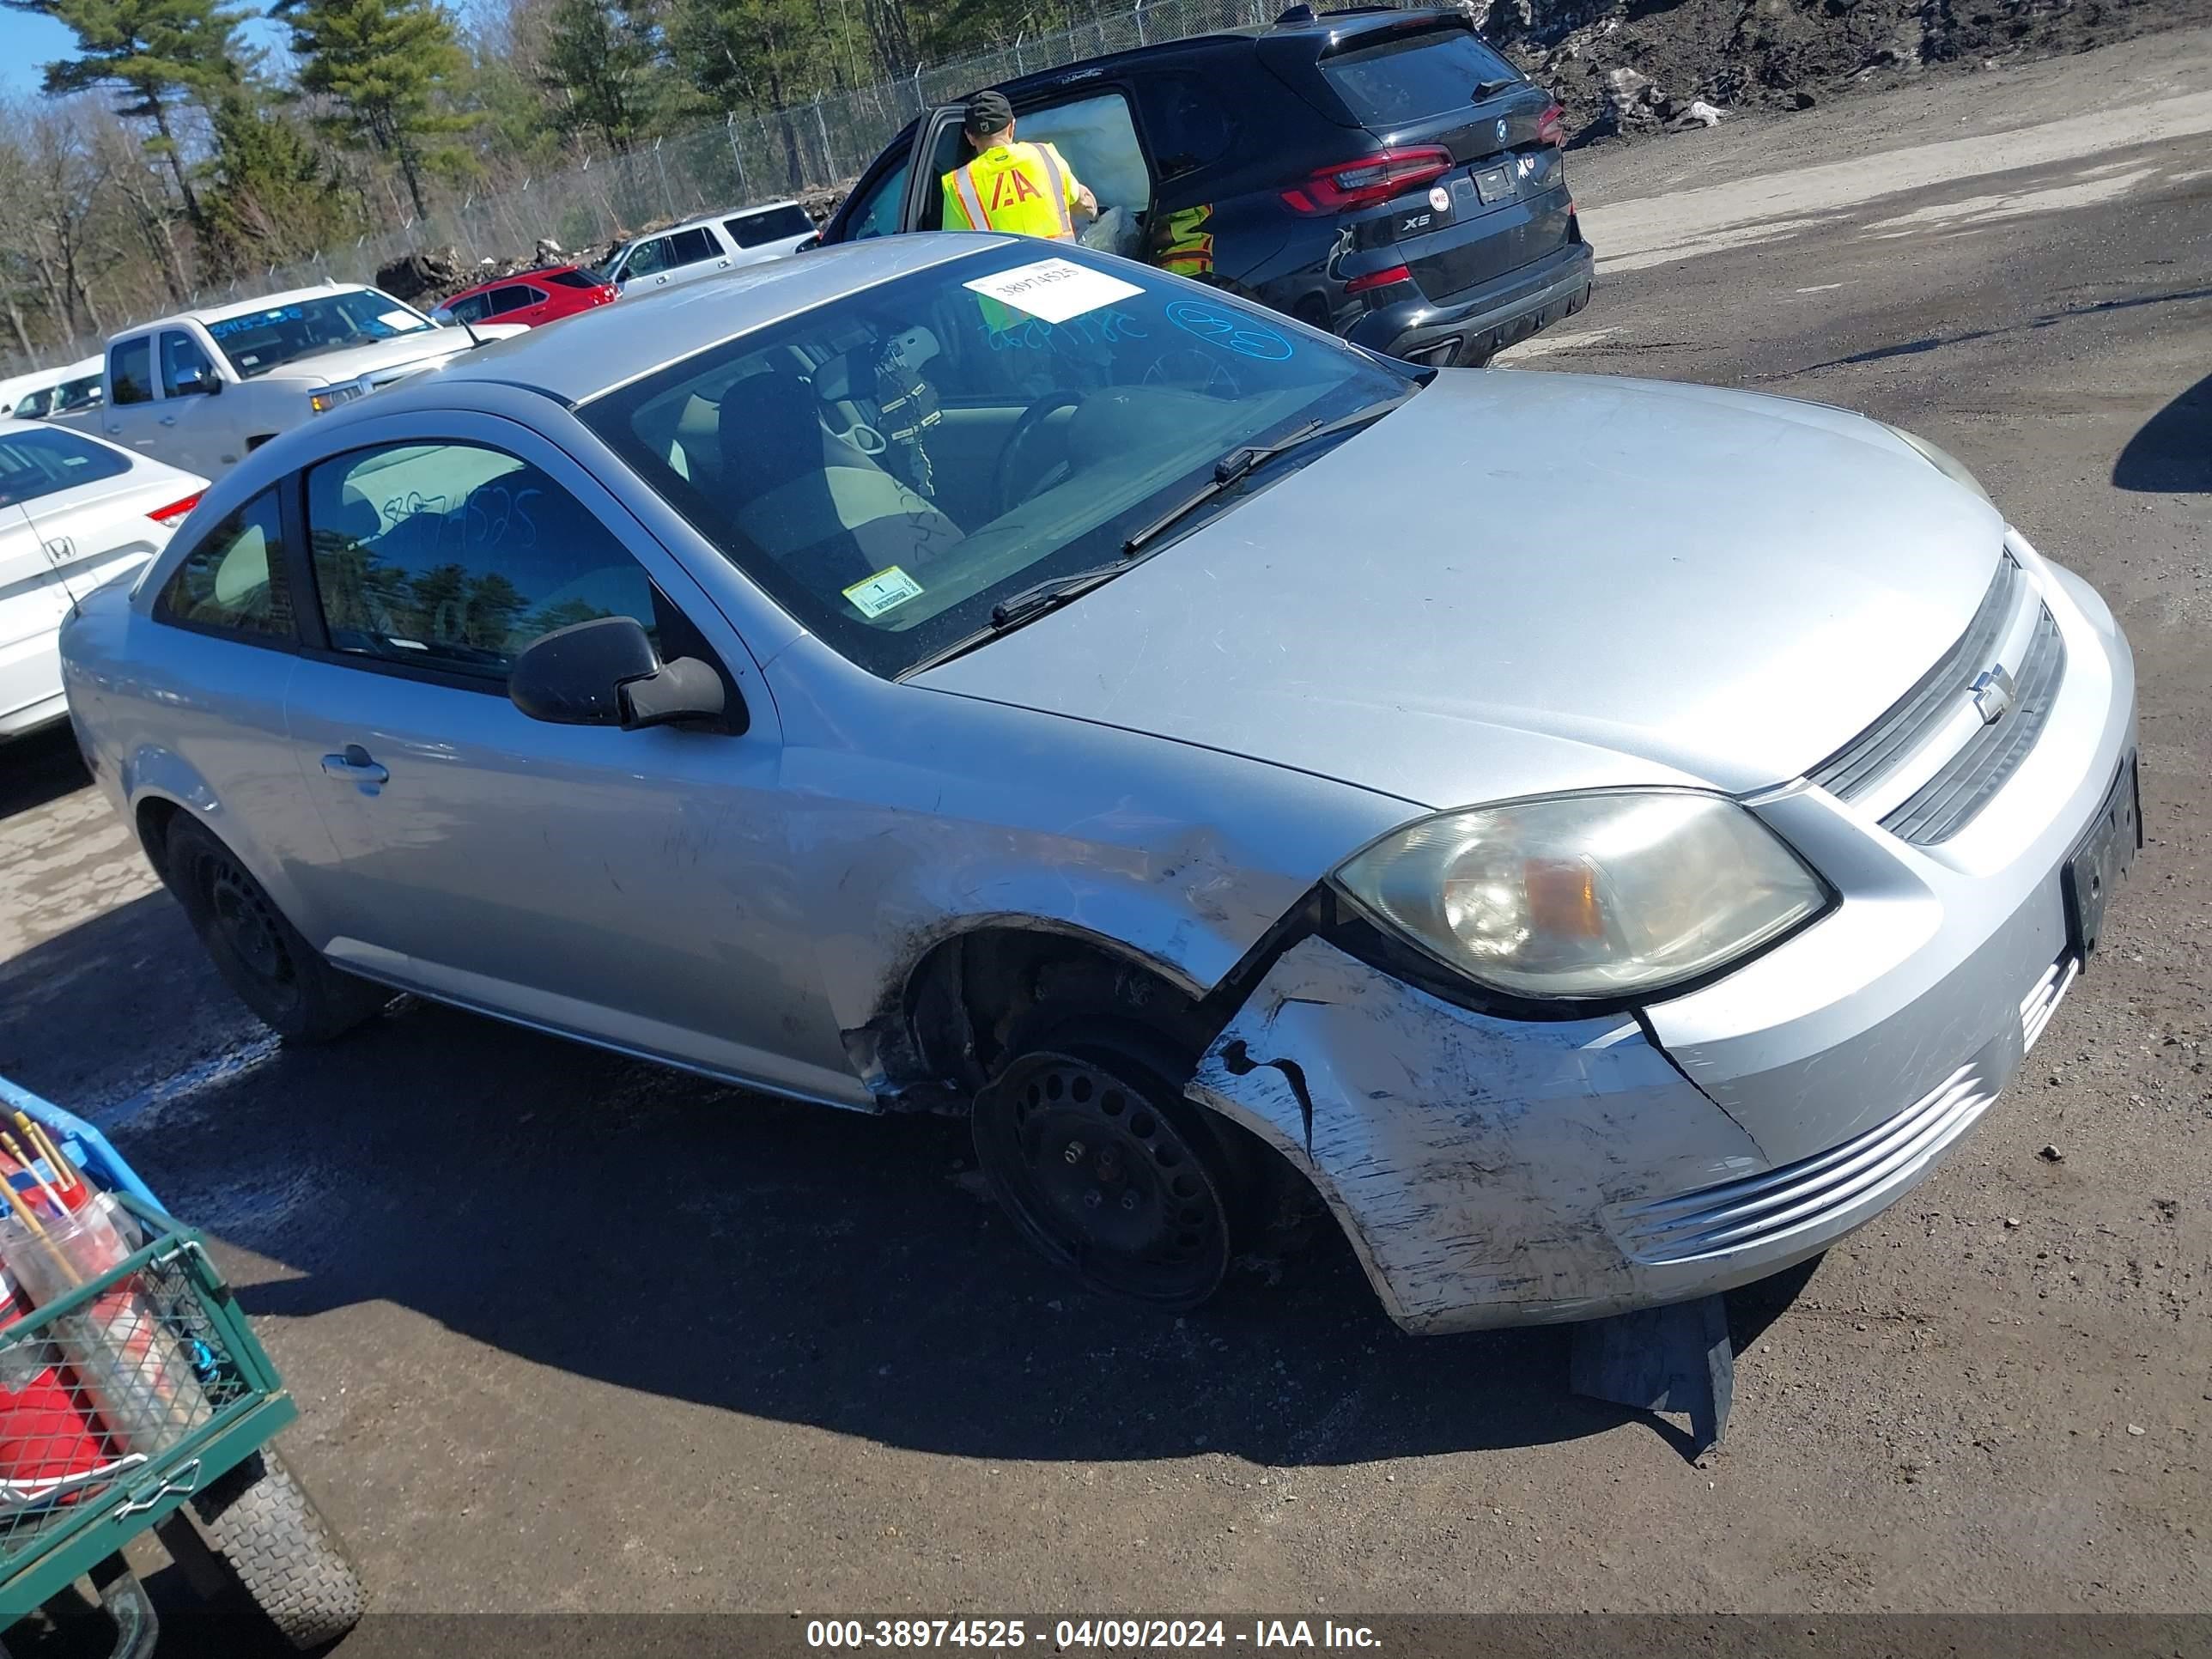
5;0;1437;374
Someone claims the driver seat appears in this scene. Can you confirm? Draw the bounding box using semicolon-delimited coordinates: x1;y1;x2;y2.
718;370;962;593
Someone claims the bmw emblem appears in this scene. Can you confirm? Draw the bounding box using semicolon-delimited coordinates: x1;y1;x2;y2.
1496;117;1509;143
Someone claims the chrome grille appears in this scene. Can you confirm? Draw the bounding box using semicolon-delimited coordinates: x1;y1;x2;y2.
1613;1065;1994;1265
1882;603;2065;843
1810;556;2021;800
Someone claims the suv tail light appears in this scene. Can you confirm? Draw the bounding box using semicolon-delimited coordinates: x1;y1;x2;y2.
1537;101;1565;148
1282;145;1454;216
148;493;202;527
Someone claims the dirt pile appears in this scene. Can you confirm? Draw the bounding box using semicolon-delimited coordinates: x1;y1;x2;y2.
1484;0;2208;141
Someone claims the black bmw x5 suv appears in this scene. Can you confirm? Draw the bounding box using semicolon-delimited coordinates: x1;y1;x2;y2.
815;4;1595;366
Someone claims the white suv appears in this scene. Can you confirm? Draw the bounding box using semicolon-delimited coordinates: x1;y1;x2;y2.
604;201;817;294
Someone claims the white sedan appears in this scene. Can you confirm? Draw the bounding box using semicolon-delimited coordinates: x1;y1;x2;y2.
2;421;207;739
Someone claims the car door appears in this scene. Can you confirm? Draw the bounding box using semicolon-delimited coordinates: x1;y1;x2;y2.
656;226;734;291
488;283;549;325
98;335;161;455
155;329;229;480
276;416;858;1103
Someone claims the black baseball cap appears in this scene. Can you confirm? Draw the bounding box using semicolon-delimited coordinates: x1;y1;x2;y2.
964;91;1014;137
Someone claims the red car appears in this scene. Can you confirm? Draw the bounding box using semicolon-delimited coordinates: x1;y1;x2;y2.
428;264;617;330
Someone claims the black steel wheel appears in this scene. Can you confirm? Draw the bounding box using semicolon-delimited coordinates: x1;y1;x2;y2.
165;817;389;1045
975;1043;1236;1309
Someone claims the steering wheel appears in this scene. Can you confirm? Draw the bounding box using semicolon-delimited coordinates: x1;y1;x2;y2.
991;390;1085;519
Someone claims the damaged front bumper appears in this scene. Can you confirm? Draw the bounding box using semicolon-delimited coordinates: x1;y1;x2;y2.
1188;559;2137;1334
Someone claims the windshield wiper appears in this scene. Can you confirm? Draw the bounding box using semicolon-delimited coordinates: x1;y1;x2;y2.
1119;394;1413;560
901;562;1135;678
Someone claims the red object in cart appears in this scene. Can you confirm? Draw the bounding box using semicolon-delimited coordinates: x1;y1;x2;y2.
0;1265;112;1497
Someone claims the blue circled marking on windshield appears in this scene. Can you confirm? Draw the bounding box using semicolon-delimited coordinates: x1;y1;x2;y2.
209;307;305;337
1163;301;1291;361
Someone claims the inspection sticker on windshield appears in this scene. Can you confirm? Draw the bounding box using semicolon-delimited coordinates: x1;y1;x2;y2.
964;258;1144;325
377;310;421;331
842;565;925;619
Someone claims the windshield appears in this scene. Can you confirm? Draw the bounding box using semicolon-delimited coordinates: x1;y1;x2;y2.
204;289;434;380
580;246;1413;678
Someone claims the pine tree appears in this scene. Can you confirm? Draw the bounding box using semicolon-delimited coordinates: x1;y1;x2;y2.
276;0;472;220
201;93;357;271
3;0;251;228
538;0;665;155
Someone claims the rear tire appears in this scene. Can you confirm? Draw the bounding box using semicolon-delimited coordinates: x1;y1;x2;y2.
188;1448;364;1650
165;817;388;1044
972;973;1259;1310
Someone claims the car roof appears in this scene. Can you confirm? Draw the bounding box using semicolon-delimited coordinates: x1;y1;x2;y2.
977;3;1454;96
643;200;807;239
379;234;1006;407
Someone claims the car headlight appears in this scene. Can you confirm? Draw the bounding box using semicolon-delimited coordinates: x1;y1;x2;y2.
308;385;365;415
1881;423;1992;504
1334;790;1829;1002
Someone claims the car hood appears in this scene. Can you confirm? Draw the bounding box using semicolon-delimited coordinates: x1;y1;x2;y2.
916;370;2008;807
264;329;484;386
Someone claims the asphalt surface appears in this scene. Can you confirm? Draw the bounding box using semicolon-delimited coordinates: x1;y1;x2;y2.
0;27;2206;1638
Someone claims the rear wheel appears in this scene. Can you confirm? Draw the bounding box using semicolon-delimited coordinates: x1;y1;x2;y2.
165;817;388;1044
188;1448;364;1650
972;982;1256;1310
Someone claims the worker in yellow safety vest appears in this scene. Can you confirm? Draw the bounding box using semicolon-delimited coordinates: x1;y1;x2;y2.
940;91;1097;240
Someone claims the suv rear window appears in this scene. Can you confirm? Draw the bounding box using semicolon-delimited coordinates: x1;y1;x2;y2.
1322;27;1523;126
726;205;815;247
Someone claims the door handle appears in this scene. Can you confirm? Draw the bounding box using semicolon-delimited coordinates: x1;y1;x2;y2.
106;424;123;435
158;416;176;427
320;744;388;786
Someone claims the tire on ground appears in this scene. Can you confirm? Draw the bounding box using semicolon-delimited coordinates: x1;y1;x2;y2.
163;817;389;1044
188;1447;364;1650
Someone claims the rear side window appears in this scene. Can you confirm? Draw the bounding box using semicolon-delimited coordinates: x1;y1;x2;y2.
109;338;154;406
1322;27;1523;126
544;269;604;289
489;284;544;315
156;489;295;640
668;226;720;265
0;428;131;507
725;205;814;247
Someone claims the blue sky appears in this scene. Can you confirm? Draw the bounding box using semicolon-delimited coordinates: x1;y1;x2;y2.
0;10;292;100
0;9;83;98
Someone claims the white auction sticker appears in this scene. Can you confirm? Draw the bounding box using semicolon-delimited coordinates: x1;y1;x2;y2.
963;258;1145;324
842;565;925;619
380;310;426;331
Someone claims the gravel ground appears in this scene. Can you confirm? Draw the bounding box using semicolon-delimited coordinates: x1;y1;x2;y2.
0;25;2205;1645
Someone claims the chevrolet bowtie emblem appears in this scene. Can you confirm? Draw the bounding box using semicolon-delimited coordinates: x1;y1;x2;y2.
1971;664;2016;726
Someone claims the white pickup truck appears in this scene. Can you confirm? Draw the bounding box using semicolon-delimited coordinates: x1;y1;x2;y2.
59;283;520;479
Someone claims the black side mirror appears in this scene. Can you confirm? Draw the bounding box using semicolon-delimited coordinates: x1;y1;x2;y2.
176;370;221;397
508;615;732;732
794;234;820;252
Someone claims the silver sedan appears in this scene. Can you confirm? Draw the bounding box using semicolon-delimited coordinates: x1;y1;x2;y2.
59;234;2139;1331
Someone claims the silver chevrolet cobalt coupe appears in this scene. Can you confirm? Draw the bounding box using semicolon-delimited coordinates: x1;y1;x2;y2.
61;236;2138;1332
